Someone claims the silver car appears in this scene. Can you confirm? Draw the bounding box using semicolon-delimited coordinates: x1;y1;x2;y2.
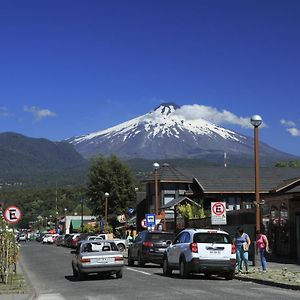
71;240;124;280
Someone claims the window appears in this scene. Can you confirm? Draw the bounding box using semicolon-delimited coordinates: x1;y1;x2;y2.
193;233;231;244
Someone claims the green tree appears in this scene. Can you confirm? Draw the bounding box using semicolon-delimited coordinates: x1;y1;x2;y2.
178;202;206;220
87;155;136;227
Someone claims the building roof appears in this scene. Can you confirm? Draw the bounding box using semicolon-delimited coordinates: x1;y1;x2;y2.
271;177;300;193
161;196;200;209
183;166;300;193
144;163;193;183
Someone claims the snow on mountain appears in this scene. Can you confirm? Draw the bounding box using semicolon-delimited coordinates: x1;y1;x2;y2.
67;103;297;165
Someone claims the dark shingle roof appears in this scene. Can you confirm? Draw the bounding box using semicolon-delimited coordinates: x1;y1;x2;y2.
182;167;300;193
271;177;300;193
144;163;192;183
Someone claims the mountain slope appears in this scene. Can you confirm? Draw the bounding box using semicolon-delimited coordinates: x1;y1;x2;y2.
0;132;89;187
67;103;298;166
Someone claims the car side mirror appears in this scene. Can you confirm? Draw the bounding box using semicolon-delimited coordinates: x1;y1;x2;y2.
70;250;77;254
166;240;172;246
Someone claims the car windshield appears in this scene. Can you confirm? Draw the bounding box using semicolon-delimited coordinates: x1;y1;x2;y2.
148;233;173;242
81;241;118;253
193;233;231;244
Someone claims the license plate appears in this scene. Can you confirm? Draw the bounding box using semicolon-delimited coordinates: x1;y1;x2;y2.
209;250;221;254
158;248;165;252
97;258;113;263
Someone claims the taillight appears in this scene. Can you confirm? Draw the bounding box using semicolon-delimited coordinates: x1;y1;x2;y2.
115;256;124;261
143;242;154;247
81;258;91;263
190;243;198;253
231;244;236;254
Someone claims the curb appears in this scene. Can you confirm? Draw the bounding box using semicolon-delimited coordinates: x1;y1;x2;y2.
18;256;37;300
235;275;300;291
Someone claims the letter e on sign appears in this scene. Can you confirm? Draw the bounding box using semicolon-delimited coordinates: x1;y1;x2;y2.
4;205;22;224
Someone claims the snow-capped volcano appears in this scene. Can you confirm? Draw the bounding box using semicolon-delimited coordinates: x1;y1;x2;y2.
67;103;297;165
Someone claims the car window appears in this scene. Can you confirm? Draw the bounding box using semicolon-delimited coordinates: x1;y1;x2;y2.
81;241;118;252
148;233;174;242
193;233;231;244
182;232;191;243
173;233;184;244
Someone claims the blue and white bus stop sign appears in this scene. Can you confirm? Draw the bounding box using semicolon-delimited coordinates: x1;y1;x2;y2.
145;214;156;227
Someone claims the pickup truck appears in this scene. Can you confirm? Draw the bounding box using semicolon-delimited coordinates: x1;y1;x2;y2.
94;234;127;252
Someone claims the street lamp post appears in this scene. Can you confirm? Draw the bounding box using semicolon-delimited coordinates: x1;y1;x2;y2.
153;162;160;216
104;192;110;224
80;199;84;233
251;115;263;266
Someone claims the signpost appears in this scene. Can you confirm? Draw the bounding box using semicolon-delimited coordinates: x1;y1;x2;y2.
145;213;156;227
211;202;227;225
4;205;22;224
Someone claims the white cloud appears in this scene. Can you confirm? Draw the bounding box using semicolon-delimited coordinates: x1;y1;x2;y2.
287;127;300;137
173;104;260;129
280;119;296;127
23;106;57;121
0;106;10;117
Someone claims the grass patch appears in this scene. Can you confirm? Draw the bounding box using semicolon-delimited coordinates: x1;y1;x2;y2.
0;273;27;294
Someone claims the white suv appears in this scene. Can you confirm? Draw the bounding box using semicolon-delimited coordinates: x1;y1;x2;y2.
163;228;236;280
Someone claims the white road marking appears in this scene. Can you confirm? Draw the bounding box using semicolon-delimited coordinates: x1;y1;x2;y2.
126;267;152;276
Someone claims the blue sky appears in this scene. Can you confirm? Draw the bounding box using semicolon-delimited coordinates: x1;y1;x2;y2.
0;0;300;155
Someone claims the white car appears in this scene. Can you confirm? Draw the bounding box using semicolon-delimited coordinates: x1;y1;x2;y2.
163;228;236;280
43;234;58;244
71;240;124;280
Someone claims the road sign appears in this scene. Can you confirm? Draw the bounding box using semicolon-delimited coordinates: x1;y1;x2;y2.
141;218;147;229
4;205;23;224
211;202;227;225
145;214;156;227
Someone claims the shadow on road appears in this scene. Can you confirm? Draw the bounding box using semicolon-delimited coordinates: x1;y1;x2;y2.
65;274;117;282
154;272;226;281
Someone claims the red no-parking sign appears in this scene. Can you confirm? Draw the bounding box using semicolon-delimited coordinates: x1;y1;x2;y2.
211;202;227;225
4;205;23;224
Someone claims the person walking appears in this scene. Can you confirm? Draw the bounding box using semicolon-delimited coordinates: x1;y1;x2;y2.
256;230;269;272
234;227;251;273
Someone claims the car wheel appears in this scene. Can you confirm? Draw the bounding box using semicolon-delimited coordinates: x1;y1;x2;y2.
127;252;134;266
204;273;211;279
225;271;234;280
162;257;172;277
179;257;189;279
117;243;125;252
137;253;145;267
116;269;123;279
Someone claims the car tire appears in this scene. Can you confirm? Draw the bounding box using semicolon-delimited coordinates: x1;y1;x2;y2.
179;257;189;279
117;243;125;252
127;252;134;266
137;252;145;267
204;273;211;279
162;257;172;277
225;271;234;280
116;269;123;279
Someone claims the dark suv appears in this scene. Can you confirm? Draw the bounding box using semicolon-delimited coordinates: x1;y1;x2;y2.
128;231;174;266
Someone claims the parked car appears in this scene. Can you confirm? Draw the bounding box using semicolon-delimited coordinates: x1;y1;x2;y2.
18;234;27;242
70;234;81;249
127;231;174;266
71;240;124;280
42;234;54;244
62;234;72;247
55;235;65;246
95;234;127;252
162;228;236;280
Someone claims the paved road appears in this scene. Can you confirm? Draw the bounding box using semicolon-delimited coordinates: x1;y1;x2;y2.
20;242;300;300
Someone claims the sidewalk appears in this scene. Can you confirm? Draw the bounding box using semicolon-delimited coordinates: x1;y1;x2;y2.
235;260;300;290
